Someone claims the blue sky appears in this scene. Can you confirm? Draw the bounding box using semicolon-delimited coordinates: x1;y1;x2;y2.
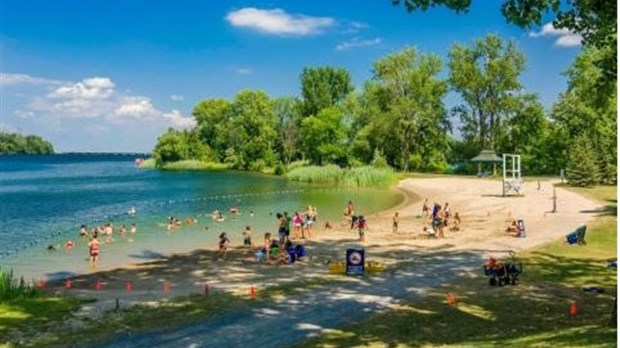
1;0;582;152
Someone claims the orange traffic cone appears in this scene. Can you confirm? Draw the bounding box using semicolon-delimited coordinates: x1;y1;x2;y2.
570;301;578;316
204;283;210;296
65;279;72;289
126;281;132;294
446;293;458;306
249;286;257;298
163;281;171;294
37;279;46;289
95;279;103;291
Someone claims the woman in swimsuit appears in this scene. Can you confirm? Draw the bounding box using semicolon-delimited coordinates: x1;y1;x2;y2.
88;235;100;263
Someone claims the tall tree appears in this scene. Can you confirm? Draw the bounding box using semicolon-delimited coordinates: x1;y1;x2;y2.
300;66;353;117
273;96;302;165
366;47;449;172
192;98;231;160
552;47;617;183
391;0;616;90
448;34;525;151
300;107;349;165
226;90;278;170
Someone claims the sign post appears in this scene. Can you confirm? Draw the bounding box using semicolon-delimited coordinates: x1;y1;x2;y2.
346;248;365;276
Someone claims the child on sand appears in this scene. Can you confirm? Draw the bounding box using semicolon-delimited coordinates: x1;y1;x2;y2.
218;232;230;258
88;235;100;263
242;226;252;248
422;198;429;217
357;216;367;243
392;212;399;233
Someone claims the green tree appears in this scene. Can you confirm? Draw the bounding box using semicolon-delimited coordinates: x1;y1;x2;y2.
391;0;616;90
552;47;617;184
152;129;189;165
273;96;302;165
365;47;449;171
226;90;278;171
449;34;526;151
192;99;231;160
300;107;349;165
566;135;599;187
0;132;54;154
300;66;353;117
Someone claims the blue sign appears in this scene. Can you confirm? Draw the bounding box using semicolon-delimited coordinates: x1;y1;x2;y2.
346;248;365;276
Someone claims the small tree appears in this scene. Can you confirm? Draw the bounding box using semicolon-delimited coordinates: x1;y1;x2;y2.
566;135;599;187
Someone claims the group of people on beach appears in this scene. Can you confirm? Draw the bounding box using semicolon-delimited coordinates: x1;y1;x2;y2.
216;205;319;266
389;198;461;238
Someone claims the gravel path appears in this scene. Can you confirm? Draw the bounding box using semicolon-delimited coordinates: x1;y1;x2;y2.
91;250;483;348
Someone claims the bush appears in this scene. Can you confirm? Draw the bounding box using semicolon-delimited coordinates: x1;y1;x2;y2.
0;268;41;301
371;149;388;169
274;162;288;176
161;160;230;171
286;160;310;171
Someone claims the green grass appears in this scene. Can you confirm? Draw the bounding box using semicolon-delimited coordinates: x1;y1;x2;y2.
138;159;230;171
297;186;617;348
3;276;346;347
0;269;42;301
286;165;397;187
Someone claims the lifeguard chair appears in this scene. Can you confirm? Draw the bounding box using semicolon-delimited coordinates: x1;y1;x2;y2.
502;154;523;196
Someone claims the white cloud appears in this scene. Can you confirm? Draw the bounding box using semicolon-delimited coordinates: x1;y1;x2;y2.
170;94;185;101
0;122;17;132
226;8;334;35
14;110;35;119
49;77;115;100
162;109;196;129
554;34;582;47
340;21;368;34
235;68;253;75
336;37;381;51
113;96;159;118
529;22;582;48
0;73;64;86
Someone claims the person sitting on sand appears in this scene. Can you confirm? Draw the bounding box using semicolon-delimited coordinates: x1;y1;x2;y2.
242;226;252;248
218;232;230;258
423;225;436;238
324;221;332;230
506;220;518;234
88;235;100;263
450;212;461;232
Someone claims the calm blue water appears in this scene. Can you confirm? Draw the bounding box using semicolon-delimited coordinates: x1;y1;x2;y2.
0;155;403;280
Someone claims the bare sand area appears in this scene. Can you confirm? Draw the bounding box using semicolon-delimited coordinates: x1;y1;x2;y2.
48;177;603;316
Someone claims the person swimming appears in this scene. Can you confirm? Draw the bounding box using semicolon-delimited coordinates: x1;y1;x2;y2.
128;206;137;216
79;224;88;237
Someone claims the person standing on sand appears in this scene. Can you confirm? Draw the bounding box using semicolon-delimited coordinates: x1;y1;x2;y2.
344;201;355;224
88;235;100;263
392;212;399;233
284;212;292;240
304;205;316;239
218;232;230;259
276;213;287;242
422;198;430;218
242;226;252;248
293;212;303;239
357;215;368;243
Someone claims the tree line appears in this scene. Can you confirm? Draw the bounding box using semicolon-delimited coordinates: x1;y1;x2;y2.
0;132;55;155
152;34;616;185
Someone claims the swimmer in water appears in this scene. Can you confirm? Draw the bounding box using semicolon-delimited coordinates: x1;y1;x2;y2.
130;223;137;234
128;206;136;216
79;224;88;237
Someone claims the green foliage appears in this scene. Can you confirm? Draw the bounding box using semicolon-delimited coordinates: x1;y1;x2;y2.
159;160;230;171
300;66;353;117
370;148;388;169
392;0;616;91
300;107;349;165
566;135;600;187
286;160;310;171
0;132;54;155
0;268;41;301
152;130;189;165
286;165;396;187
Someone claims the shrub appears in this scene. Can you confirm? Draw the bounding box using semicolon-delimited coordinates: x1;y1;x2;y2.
567;136;600;187
0;268;41;301
286;165;396;187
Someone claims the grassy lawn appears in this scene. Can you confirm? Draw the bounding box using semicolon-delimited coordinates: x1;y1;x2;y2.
1;275;346;347
297;185;617;348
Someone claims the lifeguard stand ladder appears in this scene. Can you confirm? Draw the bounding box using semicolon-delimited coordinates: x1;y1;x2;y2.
502;154;522;196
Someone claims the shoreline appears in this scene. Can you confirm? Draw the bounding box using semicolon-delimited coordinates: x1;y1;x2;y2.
42;177;603;316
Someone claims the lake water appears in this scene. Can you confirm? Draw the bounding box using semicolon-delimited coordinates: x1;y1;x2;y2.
0;155;403;281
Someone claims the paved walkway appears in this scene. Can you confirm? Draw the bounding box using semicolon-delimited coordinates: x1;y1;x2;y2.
91;249;483;348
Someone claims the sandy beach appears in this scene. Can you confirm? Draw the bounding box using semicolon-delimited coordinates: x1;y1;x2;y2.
44;177;602;320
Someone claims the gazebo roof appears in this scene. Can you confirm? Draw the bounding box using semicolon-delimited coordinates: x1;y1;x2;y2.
470;149;502;162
